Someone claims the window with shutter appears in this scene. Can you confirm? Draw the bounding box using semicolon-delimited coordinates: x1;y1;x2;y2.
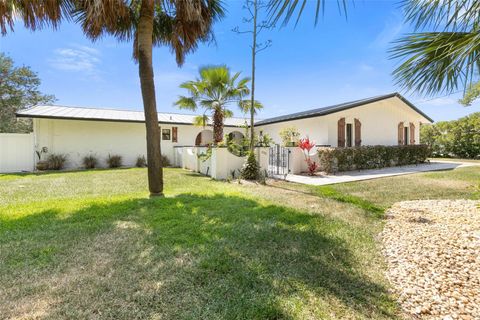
172;127;178;143
354;118;362;146
409;123;415;145
338;118;346;147
398;122;404;145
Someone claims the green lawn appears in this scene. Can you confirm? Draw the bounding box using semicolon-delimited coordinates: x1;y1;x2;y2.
1;166;478;319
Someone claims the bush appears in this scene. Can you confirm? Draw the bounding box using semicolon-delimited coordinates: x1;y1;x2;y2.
241;152;259;180
83;155;98;169
136;155;170;167
318;145;431;174
420;112;480;159
106;154;122;168
46;154;67;170
161;155;171;167
136;155;147;167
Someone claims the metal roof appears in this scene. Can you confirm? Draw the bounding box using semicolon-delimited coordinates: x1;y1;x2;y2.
16;105;249;127
16;93;433;127
255;92;433;125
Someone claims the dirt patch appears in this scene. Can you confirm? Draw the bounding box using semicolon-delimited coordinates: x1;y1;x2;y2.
381;200;480;319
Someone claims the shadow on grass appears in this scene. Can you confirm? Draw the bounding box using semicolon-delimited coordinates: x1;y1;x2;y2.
0;193;397;319
315;186;385;217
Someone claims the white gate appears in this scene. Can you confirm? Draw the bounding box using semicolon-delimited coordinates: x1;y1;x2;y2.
0;133;35;173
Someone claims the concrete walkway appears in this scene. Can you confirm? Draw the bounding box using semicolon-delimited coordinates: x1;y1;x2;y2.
275;161;477;186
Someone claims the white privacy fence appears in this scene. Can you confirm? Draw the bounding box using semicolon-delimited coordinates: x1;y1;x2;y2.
0;133;35;173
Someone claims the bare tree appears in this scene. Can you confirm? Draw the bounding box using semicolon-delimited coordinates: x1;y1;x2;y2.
233;0;273;152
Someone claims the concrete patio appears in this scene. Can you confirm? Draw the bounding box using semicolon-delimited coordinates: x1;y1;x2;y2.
275;161;477;186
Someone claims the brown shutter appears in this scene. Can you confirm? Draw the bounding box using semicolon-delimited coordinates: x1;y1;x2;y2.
354;118;362;146
338;118;346;147
172;127;178;143
409;122;415;145
195;132;201;146
398;122;404;145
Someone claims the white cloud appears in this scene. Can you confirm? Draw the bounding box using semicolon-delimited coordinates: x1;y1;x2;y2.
49;44;102;79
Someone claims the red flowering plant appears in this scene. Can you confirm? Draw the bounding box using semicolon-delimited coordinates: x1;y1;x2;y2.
298;137;319;175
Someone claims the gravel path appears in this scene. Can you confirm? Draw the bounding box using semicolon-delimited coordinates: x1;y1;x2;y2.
381;200;480;320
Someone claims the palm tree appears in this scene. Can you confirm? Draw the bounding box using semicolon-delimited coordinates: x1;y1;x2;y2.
1;0;225;197
390;0;480;102
175;65;250;144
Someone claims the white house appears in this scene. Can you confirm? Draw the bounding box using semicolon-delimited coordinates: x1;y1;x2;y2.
13;92;432;171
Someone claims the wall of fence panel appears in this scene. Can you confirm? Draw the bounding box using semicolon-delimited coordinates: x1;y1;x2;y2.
0;133;34;173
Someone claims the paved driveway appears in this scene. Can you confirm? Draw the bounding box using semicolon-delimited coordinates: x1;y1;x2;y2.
275;161;477;186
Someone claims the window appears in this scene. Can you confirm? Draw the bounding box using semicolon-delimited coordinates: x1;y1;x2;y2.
162;128;171;140
404;127;409;145
346;123;353;147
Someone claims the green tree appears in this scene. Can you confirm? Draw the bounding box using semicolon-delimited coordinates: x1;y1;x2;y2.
459;81;480;106
1;1;224;197
391;1;480;100
421;113;480;158
0;53;55;133
175;65;250;144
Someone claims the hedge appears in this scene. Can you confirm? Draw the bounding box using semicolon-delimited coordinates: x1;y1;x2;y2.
317;145;431;174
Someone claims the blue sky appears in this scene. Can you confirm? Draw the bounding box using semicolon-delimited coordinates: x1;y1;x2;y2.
1;0;479;122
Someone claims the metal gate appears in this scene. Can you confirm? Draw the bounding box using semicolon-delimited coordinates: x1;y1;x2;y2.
268;145;290;177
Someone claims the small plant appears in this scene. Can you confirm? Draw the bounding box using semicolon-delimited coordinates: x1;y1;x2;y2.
279;126;300;147
299;137;319;176
46;153;67;170
161;155;171;167
241;151;259;180
107;154;122;168
136;155;147;167
83;154;98;169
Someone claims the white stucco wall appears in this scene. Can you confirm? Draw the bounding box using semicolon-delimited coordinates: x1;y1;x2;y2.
257;96;430;147
34;118;241;169
258;117;329;146
0;133;35;173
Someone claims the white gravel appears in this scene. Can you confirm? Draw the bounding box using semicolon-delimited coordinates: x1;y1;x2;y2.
381;200;480;320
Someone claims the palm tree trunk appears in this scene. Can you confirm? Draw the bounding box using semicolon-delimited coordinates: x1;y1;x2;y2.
213;108;224;144
138;0;163;197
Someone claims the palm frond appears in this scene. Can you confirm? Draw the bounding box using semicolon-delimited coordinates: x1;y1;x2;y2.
239;100;263;114
391;31;480;96
0;0;74;35
267;0;350;26
193;114;209;127
402;0;480;32
174;96;198;110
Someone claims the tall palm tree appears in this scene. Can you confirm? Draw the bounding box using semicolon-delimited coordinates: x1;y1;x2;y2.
390;0;480;101
1;0;225;197
175;65;250;144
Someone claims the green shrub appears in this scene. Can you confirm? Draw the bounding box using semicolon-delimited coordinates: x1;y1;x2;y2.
106;154;122;168
318;145;431;174
161;155;171;167
83;155;98;169
46;154;67;170
420;112;480;159
136;155;147;167
241;152;259;180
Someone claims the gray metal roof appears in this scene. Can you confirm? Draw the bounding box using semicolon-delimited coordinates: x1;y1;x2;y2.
255;92;433;125
16;93;433;127
16;105;248;127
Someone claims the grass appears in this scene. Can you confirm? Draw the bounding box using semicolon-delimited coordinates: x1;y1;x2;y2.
1;166;478;319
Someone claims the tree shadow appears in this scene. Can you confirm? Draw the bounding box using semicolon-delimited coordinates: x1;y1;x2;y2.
0;193;398;319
